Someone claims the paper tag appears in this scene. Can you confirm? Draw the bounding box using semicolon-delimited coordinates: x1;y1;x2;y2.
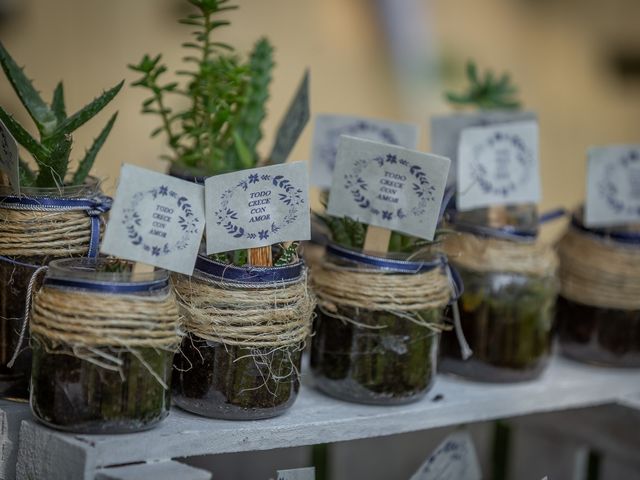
585;145;640;227
276;467;315;480
431;111;537;187
205;162;310;254
410;431;481;480
456;121;540;211
269;70;310;164
0;119;20;193
327;136;450;241
311;114;420;188
101;164;205;275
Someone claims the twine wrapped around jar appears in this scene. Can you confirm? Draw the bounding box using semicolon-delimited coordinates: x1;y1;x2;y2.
558;227;640;310
30;267;181;388
0;190;112;259
173;258;315;349
311;244;456;332
444;231;558;277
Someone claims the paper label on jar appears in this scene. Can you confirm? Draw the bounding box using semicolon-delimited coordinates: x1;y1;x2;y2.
456;121;540;211
101;164;205;275
326;136;450;241
0;118;20;194
204;162;310;254
269;70;310;164
431;111;537;188
311;114;420;188
410;431;482;480
276;468;315;480
585;145;640;227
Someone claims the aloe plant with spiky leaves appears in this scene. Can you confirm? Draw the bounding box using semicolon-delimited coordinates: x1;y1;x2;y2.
0;42;122;188
129;0;275;177
445;60;521;110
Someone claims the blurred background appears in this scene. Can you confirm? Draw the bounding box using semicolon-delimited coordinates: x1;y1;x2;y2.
1;1;639;478
1;0;639;212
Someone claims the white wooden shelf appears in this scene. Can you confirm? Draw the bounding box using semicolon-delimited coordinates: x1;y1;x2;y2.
5;356;640;480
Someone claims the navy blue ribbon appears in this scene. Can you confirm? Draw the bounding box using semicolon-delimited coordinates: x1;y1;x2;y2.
325;243;464;302
571;215;640;246
194;255;305;285
44;276;169;294
0;195;112;258
447;207;567;242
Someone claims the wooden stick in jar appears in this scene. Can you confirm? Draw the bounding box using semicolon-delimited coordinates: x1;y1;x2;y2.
362;225;392;255
248;246;273;266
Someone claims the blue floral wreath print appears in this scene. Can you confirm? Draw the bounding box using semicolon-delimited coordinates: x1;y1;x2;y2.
213;172;305;241
599;149;640;215
470;131;532;197
122;185;200;257
321;121;400;169
344;153;436;223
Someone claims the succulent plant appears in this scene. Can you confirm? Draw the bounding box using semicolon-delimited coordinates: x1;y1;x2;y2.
445;60;521;110
129;0;274;176
0;42;122;188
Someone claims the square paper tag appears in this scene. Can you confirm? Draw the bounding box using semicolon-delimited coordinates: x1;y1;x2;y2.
0;119;20;194
205;162;310;254
585;145;640;227
410;431;481;480
431;111;537;187
456;121;540;211
101;164;205;275
269;70;310;164
311;114;420;188
326;136;450;241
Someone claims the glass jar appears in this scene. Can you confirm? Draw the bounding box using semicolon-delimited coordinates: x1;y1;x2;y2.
439;267;557;382
555;217;640;367
440;230;558;382
30;258;178;433
310;245;450;405
172;256;312;420
0;182;104;399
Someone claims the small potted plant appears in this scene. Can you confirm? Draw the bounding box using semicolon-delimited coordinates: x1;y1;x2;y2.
29;258;180;433
435;61;559;382
129;0;274;182
310;205;454;404
131;0;313;419
556;208;640;366
0;42;121;398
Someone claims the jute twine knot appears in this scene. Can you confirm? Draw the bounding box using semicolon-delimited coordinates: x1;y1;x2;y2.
558;228;640;310
0;208;95;257
173;273;315;348
444;231;558;277
311;258;451;315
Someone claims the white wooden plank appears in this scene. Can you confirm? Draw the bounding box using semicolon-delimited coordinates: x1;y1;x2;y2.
95;460;211;480
16;420;93;480
0;401;31;480
10;357;640;478
511;404;640;467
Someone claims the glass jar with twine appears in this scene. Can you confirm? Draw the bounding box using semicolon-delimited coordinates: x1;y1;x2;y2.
439;229;559;382
310;243;465;405
0;181;111;399
556;213;640;367
29;258;180;433
172;254;315;420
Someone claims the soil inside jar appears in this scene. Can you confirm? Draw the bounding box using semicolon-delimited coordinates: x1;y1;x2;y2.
0;256;48;399
556;296;640;367
30;336;172;433
172;333;302;420
439;267;556;382
310;307;441;405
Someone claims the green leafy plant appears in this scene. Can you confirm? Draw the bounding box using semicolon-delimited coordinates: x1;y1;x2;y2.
129;0;274;176
0;42;122;188
445;60;521;110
